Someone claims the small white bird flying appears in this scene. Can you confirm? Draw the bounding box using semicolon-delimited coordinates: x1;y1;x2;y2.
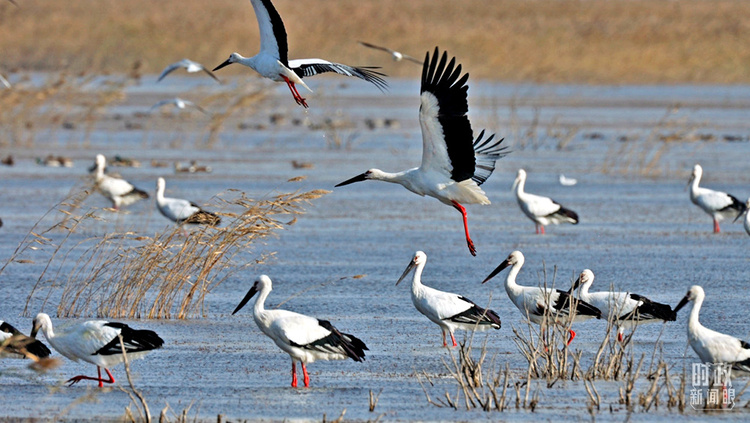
150;97;207;115
0;73;10;89
568;269;676;342
31;313;164;387
213;0;387;108
1;320;51;359
558;174;577;186
93;154;149;210
396;251;501;347
688;164;746;233
482;251;601;345
232;275;368;388
336;48;508;256
673;286;750;373
514;169;579;234
157;59;220;83
155;177;221;227
357;41;422;65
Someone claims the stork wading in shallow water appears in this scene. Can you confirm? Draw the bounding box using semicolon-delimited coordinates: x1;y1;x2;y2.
93;154;149;210
568;269;676;342
213;0;387;108
232;275;367;388
482;251;601;345
336;48;508;256
513;169;578;234
31;313;163;387
155;177;221;228
688;164;746;233
396;251;501;348
0;320;51;359
674;286;750;373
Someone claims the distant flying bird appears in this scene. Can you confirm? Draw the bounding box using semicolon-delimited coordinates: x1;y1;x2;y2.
31;313;164;387
513;169;579;234
335;48;508;256
232;275;368;388
396;251;501;347
0;320;51;359
674;286;750;373
558;174;577;186
482;251;601;345
93;154;149;209
212;0;387;108
569;269;676;342
357;41;422;65
688;164;746;233
0;73;10;89
156;177;221;227
149;97;207;115
157;59;220;83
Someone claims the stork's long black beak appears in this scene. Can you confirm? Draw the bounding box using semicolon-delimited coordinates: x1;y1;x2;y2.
335;172;367;187
213;59;233;72
30;320;39;339
568;275;583;294
673;294;690;314
232;283;259;315
482;259;512;284
396;259;417;286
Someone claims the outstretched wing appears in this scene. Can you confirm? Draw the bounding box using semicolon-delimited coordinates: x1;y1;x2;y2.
471;130;508;185
418;47;475;183
289;59;388;91
251;0;288;65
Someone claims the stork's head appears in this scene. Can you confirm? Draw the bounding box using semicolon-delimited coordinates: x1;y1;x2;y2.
213;53;242;72
396;251;427;286
483;250;525;284
569;269;594;293
673;285;704;314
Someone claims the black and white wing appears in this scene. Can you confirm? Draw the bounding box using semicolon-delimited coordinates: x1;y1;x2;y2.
93;322;164;356
620;294;677;322
471;130;508;185
446;297;502;329
289;59;388;91
417;47;475;183
0;320;51;359
251;0;289;65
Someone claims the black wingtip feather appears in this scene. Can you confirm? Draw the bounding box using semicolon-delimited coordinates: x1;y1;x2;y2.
95;323;164;356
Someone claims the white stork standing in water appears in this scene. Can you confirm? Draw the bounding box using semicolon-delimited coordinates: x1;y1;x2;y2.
93;154;149;210
157;59;220;83
232;275;368;388
568;269;676;342
674;286;750;373
688;164;746;233
212;0;387;108
31;313;164;387
396;251;501;348
513;169;579;234
482;251;601;345
155;177;221;227
336;48;508;256
0;320;51;359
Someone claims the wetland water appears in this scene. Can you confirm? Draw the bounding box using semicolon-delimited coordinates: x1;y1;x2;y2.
1;76;750;421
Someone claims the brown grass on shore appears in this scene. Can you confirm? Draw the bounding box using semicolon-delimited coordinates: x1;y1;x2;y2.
1;1;750;84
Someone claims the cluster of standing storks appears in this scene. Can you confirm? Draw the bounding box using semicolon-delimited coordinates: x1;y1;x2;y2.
3;0;750;390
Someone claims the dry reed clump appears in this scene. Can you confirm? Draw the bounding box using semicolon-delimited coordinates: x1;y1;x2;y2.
7;186;329;319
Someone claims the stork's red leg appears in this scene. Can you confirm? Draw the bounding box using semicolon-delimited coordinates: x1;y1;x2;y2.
540;225;545;235
535;224;539;234
449;332;457;348
617;332;624;343
442;331;447;347
301;362;310;388
280;75;308;108
291;361;298;388
67;366;115;387
713;219;721;233
567;329;576;346
451;201;476;256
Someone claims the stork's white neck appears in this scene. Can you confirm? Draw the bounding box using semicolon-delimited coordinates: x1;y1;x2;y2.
687;292;705;335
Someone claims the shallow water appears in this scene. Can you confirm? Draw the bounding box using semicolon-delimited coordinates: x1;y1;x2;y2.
1;76;750;421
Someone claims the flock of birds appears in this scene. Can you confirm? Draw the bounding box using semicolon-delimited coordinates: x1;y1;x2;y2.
2;0;750;392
